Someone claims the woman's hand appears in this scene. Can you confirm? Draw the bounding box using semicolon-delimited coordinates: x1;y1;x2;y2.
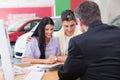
43;55;57;64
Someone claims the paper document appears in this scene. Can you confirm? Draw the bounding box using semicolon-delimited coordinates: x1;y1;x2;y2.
25;70;45;80
24;64;62;71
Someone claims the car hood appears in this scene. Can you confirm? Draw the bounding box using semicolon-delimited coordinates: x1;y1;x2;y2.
14;32;33;53
8;31;14;34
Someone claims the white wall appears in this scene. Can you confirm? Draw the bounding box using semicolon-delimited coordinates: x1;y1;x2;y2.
0;0;55;7
90;0;120;23
1;0;120;22
99;0;120;23
109;0;120;21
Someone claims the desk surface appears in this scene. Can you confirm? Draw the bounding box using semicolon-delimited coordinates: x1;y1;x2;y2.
14;70;58;80
0;63;60;80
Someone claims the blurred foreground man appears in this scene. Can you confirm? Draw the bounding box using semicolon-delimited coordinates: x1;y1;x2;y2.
58;1;120;80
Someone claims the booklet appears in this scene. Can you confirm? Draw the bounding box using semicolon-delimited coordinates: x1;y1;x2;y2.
25;70;45;80
24;63;62;71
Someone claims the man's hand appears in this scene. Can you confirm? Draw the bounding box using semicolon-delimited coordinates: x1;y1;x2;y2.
26;36;32;43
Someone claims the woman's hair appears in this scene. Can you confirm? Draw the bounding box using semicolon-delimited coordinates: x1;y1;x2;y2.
32;17;54;59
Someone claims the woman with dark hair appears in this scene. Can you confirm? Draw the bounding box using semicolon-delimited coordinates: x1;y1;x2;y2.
26;10;83;62
22;17;60;64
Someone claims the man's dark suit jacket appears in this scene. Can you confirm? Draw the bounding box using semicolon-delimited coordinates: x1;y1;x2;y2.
58;21;120;80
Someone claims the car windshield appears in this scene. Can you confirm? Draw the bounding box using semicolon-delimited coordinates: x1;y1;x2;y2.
31;23;39;32
31;17;62;32
7;19;28;32
52;17;62;31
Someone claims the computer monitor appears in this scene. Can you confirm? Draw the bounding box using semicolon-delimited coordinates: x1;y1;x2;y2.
0;20;14;80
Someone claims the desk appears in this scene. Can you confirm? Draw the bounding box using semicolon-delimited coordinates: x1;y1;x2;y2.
15;70;58;80
0;63;60;80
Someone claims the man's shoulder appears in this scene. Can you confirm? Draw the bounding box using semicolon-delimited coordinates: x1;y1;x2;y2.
53;28;64;38
71;33;87;43
73;31;88;39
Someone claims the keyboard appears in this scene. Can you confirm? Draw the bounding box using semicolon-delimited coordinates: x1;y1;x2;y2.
14;65;25;75
25;70;45;80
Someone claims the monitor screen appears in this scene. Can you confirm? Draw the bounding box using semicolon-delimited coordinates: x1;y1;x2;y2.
0;20;14;80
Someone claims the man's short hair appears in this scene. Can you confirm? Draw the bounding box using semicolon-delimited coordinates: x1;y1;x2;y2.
75;1;101;26
61;9;76;23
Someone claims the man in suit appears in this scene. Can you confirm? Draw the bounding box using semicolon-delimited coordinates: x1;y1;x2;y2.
58;1;120;80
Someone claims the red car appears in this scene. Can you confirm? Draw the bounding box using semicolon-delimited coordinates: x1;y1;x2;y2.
7;18;41;45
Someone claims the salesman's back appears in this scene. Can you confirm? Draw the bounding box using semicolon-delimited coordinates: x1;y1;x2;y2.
58;1;120;80
74;21;120;80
